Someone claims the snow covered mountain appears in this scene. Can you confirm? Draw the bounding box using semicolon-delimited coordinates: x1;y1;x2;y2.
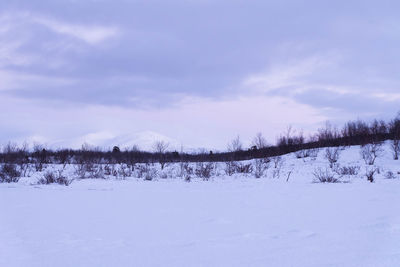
49;130;183;152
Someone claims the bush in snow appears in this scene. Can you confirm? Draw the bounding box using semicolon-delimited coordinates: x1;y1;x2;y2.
235;163;253;174
335;165;360;176
391;139;400;160
117;164;133;179
0;164;21;183
136;164;157;181
179;162;193;182
272;156;284;169
144;168;157;181
224;160;253;176
360;142;383;165
76;163;105;179
195;162;214;180
313;168;340;183
384;171;397;179
224;161;237;176
38;170;71;186
325;147;341;168
254;158;270;178
365;167;378;183
295;148;319;159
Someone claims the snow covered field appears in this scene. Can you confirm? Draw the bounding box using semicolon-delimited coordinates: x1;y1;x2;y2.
1;143;400;267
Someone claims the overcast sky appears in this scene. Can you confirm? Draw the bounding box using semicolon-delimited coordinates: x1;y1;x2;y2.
1;0;399;150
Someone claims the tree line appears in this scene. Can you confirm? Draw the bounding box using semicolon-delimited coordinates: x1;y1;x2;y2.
0;113;399;166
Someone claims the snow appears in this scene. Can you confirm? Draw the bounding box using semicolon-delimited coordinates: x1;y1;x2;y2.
1;142;400;266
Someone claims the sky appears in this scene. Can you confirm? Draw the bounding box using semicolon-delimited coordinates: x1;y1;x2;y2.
0;0;400;151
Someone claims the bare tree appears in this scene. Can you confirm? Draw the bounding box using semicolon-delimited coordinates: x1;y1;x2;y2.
391;139;400;160
2;142;19;163
153;140;169;169
33;143;48;172
361;142;383;165
252;132;268;149
153;140;169;154
124;144;140;152
55;149;72;169
325;147;341;168
317;121;340;143
390;115;400;160
228;135;243;152
17;141;31;177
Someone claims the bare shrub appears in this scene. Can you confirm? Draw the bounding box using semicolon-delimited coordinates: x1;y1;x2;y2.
384;171;397;179
272;169;280;179
365;167;378;183
76;163;105;179
179;161;193;182
272;156;284;169
73;143;101;178
104;164;113;176
235;163;253;174
295;148;319;160
195;162;214;180
144;168;157;181
179;162;193;182
0;164;21;183
38;170;71;186
272;156;284;179
136;164;157;181
325;147;341;168
117;164;133;179
224;161;237;176
136;164;147;179
309;148;320;160
295;150;307;159
159;171;168;179
335;165;360;176
361;143;383;165
225;161;253;176
159;168;174;179
391;139;400;160
92;165;106;179
254;158;270;178
313;168;339;183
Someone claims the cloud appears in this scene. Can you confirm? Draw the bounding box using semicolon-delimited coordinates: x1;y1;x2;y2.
33;17;120;45
241;53;400;122
0;1;400;148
